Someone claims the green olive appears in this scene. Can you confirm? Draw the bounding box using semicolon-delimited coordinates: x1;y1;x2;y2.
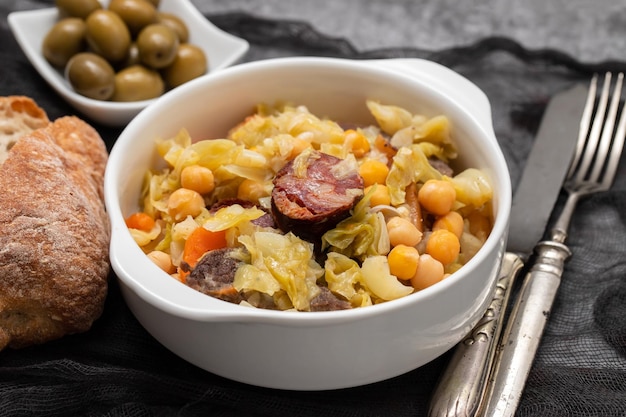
42;17;86;68
108;0;158;36
65;52;115;100
85;9;131;63
55;0;101;19
111;64;164;102
120;42;141;68
157;12;189;43
136;24;179;69
162;43;207;88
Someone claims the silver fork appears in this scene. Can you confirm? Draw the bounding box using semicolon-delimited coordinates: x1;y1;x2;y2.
552;72;626;243
480;72;626;417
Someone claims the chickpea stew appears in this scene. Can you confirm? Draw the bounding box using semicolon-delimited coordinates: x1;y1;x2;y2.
126;100;494;311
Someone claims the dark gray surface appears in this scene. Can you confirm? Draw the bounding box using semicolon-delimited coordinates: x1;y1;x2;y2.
192;0;626;63
5;0;623;63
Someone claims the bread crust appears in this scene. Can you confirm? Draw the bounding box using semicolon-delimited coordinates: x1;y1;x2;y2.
0;115;110;349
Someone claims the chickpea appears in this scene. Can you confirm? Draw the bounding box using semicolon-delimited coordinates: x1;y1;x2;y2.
386;216;422;247
387;244;420;280
167;187;204;221
418;179;456;216
365;184;391;206
426;229;460;265
410;254;445;291
180;165;215;194
359;158;389;187
433;211;464;239
344;129;371;158
237;179;270;203
147;250;175;273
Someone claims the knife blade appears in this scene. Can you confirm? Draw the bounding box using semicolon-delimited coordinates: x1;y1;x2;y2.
428;83;588;417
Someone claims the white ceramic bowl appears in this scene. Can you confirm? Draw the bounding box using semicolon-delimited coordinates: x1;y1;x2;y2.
8;0;249;127
105;57;511;390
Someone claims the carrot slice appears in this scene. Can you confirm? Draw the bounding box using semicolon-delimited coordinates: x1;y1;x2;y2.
182;227;228;268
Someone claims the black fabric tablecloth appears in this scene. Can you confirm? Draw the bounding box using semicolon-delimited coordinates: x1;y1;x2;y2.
2;3;626;416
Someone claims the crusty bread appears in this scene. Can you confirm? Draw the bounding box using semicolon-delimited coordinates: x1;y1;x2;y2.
0;98;110;350
0;96;50;165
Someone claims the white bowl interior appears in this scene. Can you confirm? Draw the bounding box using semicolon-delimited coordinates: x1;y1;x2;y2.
104;57;512;389
8;0;249;126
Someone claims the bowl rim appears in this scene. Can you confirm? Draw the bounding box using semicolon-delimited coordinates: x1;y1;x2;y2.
7;0;249;126
105;56;512;325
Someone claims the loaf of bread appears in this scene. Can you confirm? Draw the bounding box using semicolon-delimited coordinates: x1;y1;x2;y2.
0;96;110;350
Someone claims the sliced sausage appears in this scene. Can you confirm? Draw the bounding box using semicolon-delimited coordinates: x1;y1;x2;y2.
271;150;364;242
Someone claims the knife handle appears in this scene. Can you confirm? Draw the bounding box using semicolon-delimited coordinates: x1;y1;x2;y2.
428;252;524;417
480;240;571;417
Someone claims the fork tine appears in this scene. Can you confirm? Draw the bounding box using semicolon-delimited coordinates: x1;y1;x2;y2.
567;74;599;179
601;74;626;190
574;72;612;184
589;72;624;182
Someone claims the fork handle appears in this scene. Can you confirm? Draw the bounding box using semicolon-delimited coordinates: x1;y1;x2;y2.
479;240;571;417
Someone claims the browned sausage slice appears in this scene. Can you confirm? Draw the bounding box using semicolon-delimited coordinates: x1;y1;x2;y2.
271;149;364;242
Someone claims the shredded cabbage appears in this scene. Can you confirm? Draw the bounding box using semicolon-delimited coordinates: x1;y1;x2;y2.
360;256;414;301
366;100;413;135
321;188;389;260
129;222;162;247
234;231;324;311
131;100;495;311
229;104;345;149
367;100;457;163
324;252;373;307
386;145;442;206
447;168;493;208
202;204;265;232
171;215;200;242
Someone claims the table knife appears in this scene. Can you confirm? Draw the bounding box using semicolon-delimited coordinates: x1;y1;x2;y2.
428;83;588;417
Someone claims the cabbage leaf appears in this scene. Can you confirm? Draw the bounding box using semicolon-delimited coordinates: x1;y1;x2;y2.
321;190;389;260
447;168;493;208
324;252;373;307
234;231;323;311
386;145;442;206
202;204;265;232
360;256;414;301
